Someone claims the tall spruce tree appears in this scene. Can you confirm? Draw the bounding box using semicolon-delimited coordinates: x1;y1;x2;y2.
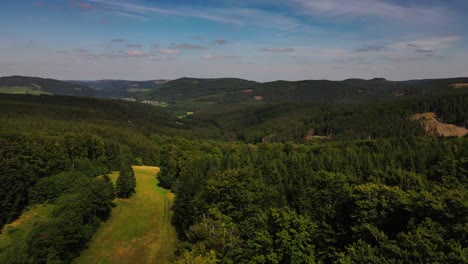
116;164;136;198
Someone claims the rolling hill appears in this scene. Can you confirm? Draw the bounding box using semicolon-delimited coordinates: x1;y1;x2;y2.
70;79;170;98
142;77;468;104
0;76;98;97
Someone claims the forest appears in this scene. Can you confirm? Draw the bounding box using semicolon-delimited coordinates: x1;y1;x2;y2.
0;92;467;263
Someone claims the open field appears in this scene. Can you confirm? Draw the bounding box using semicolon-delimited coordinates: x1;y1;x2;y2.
0;204;54;258
0;86;52;95
74;166;178;264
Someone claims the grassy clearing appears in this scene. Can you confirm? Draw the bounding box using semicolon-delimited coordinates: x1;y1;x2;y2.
0;86;51;95
74;166;178;264
0;204;54;254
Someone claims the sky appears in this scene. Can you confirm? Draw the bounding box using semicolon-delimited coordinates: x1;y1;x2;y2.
0;0;467;81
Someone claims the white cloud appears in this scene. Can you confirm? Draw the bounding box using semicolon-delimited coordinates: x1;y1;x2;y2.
152;49;180;54
397;35;461;50
202;54;238;60
169;43;209;50
148;56;175;61
260;48;295;52
125;50;145;57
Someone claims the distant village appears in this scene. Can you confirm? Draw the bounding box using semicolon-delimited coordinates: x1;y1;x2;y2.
120;97;165;106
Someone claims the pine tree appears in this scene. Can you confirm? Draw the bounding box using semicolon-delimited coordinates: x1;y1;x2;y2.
115;164;136;198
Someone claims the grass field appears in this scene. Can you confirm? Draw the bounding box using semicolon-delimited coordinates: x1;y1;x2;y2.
0;204;54;253
0;86;52;95
75;166;178;264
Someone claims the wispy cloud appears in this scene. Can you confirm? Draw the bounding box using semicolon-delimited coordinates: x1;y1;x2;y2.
355;44;385;52
293;0;447;23
148;56;175;61
125;50;145;57
74;48;89;53
69;0;93;10
401;35;461;50
126;44;142;48
260;48;295;52
215;39;228;45
85;0;241;24
169;43;209;50
415;49;434;53
387;56;433;63
112;10;148;21
202;54;238;60
152;49;180;54
83;0;313;33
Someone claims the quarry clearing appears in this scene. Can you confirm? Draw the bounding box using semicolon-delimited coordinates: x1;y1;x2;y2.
451;83;468;89
411;112;468;137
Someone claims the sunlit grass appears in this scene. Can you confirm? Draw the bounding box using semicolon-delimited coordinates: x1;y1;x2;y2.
74;166;178;264
0;86;52;95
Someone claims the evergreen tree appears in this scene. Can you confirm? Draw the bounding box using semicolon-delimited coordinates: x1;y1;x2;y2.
116;164;136;198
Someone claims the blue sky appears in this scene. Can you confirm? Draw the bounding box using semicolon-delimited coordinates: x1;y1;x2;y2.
0;0;467;81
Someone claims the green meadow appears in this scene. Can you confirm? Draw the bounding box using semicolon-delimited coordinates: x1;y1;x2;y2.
0;86;51;95
0;204;55;256
74;166;178;264
126;88;151;93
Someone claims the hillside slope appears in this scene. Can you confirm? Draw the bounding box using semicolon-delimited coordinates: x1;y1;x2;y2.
140;77;468;114
0;76;98;97
70;79;169;98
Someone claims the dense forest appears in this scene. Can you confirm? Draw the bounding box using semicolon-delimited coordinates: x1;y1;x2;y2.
0;90;467;263
158;136;467;263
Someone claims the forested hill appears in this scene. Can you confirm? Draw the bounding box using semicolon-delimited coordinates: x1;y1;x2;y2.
0;76;98;97
144;77;259;101
69;79;169;98
142;77;468;104
2;76;468;106
0;94;200;135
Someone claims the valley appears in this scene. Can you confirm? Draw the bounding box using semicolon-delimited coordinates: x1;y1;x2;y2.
2;1;467;263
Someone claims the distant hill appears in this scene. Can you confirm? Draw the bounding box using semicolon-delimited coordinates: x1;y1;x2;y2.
0;93;202;137
0;76;98;97
145;77;259;101
70;79;170;98
139;77;468;113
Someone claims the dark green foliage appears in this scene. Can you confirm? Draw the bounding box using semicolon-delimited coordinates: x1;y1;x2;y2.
0;173;115;264
115;164;136;198
30;171;85;204
1;84;467;263
0;157;28;229
250;208;317;264
165;137;468;263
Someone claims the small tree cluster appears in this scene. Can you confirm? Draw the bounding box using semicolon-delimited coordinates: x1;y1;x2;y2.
116;164;136;198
